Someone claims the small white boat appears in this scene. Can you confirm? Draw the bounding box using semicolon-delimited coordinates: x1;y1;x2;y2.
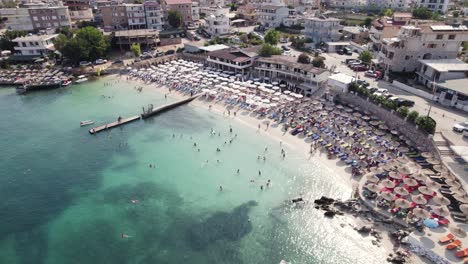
62;80;72;86
80;120;94;126
75;75;88;84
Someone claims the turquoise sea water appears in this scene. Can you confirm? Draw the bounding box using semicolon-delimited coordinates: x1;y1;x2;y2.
0;76;389;264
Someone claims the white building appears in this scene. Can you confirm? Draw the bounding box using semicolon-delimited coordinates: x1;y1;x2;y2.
0;8;34;31
325;0;367;9
417;59;468;109
257;0;294;29
254;55;330;96
13;34;58;57
204;7;230;36
144;1;164;30
377;25;468;73
303;15;342;44
327;73;355;93
125;4;146;30
416;0;449;14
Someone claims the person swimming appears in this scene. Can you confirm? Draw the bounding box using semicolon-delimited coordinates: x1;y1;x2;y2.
131;200;139;204
121;234;131;238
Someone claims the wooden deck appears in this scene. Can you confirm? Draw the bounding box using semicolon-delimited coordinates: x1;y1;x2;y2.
89;115;141;134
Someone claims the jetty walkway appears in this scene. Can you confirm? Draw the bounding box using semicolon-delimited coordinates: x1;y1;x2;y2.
88;94;200;134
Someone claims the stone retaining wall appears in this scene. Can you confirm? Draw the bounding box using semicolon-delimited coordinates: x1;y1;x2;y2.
335;92;438;155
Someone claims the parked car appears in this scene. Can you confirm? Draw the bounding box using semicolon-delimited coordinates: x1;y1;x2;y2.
356;80;370;87
364;70;377;77
79;61;91;66
281;45;290;51
95;59;108;65
346;59;360;65
280;38;288;43
112;60;123;64
463;130;468;138
396;99;415;107
193;35;201;41
343;47;352;55
367;87;378;93
352;65;368;71
453;121;468;132
165;49;175;55
336;49;344;55
154;50;164;57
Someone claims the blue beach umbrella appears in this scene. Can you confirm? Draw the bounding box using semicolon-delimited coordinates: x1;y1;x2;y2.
423;218;439;229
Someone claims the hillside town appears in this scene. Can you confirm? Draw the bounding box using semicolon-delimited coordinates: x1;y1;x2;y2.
0;0;467;263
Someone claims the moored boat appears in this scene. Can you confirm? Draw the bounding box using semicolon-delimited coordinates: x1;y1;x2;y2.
75;75;88;84
80;120;94;126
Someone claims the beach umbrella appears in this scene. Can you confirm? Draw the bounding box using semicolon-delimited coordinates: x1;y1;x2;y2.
365;183;380;192
398;147;410;153
451;187;467;196
381;179;396;189
380;192;396;201
450;226;467;238
398;167;412;175
418;186;434;196
432;206;450;217
395;198;412;208
411;172;427;181
403;178;418;187
426;158;440;165
412;194;428;205
459;204;468;215
394;187;409;196
367;175;380;183
445;179;462;189
389;171;403;180
432;165;448;173
433;195;451;206
454;195;468;204
423;218;439;229
421;152;433;158
413;208;431;219
370;166;384;174
425;180;441;191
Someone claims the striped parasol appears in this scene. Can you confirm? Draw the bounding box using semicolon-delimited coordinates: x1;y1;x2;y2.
412;194;428;205
394;187;409;196
432;206;450;217
433;195;451;206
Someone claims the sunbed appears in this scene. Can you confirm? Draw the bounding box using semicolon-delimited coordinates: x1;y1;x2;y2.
446;240;462;250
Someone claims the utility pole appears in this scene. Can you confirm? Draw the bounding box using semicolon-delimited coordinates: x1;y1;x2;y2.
427;76;437;117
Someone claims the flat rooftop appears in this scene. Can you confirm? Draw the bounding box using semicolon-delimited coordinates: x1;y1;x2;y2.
328;73;355;84
419;59;468;72
13;34;58;42
199;44;230;52
115;29;159;37
257;55;328;75
437;78;468;95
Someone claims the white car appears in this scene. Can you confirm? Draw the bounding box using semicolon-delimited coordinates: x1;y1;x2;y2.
95;59;108;65
453;121;468;132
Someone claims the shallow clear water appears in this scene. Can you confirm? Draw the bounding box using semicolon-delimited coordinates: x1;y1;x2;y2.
0;76;389;264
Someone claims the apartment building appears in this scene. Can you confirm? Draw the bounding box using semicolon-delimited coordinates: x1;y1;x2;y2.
254;55;330;96
100;4;128;31
303;15;342;44
376;25;468;72
125;4;146;29
28;6;72;30
236;3;257;22
62;0;93;21
369;12;412;51
144;1;164;30
257;0;294;29
164;0;199;25
204;7;230;36
416;0;449;14
0;8;34;31
206;48;257;75
13;34;58;56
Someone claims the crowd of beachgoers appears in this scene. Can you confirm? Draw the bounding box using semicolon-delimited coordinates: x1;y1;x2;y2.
124;58;468;261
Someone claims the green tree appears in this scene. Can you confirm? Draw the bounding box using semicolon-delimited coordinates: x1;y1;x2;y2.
258;43;282;57
383;8;393;17
407;110;419;123
75;27;109;61
0;30;27;51
63;38;88;65
264;29;280;45
297;53;311;64
130;43;141;57
311;57;325;68
415;116;436;134
363;17;373;27
359;50;373;63
168;10;183;28
348;82;360;93
55;26;74;38
397;106;409;117
413;7;433;19
453;11;460;18
287;4;294;9
229;3;237;11
53;34;69;52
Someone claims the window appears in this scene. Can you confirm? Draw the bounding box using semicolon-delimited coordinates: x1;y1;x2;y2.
405;55;410;60
448;34;455;40
428;44;437;48
436;34;443;39
33;16;38;21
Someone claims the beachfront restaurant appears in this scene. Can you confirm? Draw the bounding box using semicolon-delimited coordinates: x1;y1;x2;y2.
206;48;258;77
253;55;330;96
114;29;160;51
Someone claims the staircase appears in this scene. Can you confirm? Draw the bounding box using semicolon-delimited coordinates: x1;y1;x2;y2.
433;132;454;156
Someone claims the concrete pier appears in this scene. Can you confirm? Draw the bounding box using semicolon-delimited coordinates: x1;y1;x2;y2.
141;94;200;119
89;116;141;134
